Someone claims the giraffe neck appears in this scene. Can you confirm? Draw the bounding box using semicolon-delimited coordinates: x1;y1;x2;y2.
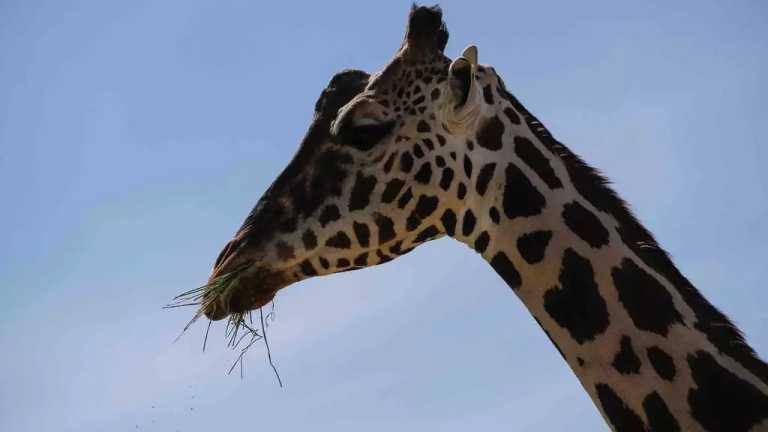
447;87;768;431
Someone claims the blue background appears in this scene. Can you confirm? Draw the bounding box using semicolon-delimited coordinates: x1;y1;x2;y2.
1;1;766;430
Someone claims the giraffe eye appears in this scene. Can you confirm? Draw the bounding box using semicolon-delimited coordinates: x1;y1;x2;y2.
339;120;395;151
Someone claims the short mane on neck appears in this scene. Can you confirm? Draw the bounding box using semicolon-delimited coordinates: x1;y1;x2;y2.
454;73;768;431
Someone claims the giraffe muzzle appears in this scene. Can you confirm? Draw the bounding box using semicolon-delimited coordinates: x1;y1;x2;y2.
202;265;288;321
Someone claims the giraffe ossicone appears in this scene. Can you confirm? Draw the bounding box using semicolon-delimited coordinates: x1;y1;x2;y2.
177;5;768;431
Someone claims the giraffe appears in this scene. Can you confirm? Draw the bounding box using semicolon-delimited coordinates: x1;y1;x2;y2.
184;5;768;431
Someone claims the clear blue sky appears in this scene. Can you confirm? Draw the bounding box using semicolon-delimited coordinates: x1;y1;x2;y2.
1;1;766;430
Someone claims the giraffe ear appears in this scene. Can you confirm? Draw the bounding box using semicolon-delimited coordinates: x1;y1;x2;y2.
460;45;478;66
449;45;478;108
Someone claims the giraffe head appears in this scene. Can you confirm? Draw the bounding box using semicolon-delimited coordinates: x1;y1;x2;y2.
202;5;514;320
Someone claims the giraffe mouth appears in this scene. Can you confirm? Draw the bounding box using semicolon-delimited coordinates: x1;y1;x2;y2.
203;287;277;321
201;265;289;321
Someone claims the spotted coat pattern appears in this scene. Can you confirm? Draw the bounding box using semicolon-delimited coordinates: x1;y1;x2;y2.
201;6;768;431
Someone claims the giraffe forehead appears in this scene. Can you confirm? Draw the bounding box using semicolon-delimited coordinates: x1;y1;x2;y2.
366;54;449;109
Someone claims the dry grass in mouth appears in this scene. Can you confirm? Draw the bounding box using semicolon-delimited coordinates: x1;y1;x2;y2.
164;264;283;387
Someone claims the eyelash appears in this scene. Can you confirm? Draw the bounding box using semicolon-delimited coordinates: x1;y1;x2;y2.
342;121;395;150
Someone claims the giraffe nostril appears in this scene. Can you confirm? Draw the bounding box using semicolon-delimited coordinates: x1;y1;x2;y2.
213;239;240;273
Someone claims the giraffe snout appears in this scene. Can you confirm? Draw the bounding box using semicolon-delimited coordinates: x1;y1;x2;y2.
202;264;287;321
203;300;228;321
